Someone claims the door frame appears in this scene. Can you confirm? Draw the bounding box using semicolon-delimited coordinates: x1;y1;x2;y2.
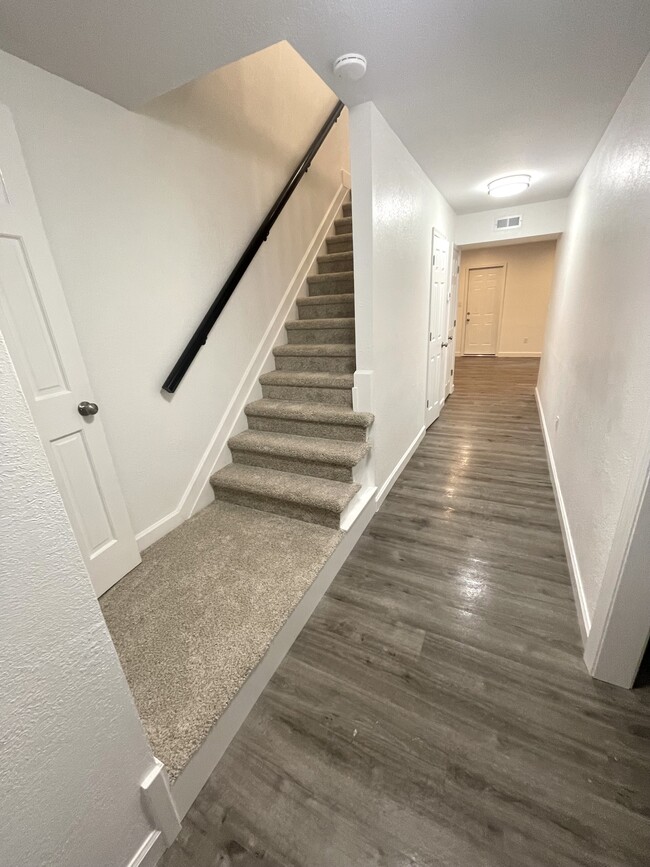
425;227;450;427
583;416;650;688
459;261;507;356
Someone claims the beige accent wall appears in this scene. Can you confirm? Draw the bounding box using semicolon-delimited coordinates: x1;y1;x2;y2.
456;240;557;357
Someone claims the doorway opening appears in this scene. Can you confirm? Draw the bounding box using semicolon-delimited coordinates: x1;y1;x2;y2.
456;239;557;360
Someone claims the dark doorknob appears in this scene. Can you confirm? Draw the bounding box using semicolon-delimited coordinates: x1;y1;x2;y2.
78;401;99;417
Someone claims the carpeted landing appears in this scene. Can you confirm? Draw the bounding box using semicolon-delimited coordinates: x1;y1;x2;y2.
100;501;341;780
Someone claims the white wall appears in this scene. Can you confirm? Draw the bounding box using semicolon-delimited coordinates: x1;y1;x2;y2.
0;43;349;544
456;198;567;248
0;333;159;866
350;102;455;496
537;53;650;626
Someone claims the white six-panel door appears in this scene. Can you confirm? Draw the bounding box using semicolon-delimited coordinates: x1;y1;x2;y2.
463;266;505;355
425;229;449;428
0;105;140;596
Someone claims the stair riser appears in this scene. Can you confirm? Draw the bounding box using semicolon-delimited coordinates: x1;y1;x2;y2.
274;355;356;373
298;302;354;320
334;217;352;235
261;384;352;406
247;416;367;442
308;279;354;297
231;450;353;483
342;203;352;218
318;256;353;274
326;236;353;253
212;487;340;529
287;327;354;345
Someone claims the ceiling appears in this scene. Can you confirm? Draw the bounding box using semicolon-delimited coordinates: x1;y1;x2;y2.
1;0;648;213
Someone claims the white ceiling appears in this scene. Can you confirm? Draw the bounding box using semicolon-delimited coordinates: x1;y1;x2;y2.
1;0;648;213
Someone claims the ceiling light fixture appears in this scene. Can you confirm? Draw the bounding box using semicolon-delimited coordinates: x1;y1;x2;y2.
333;53;367;81
487;174;531;198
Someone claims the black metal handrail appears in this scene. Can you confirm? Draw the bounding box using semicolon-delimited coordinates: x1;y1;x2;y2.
162;99;345;393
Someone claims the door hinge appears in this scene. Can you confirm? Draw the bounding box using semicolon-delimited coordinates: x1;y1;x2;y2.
429;331;432;341
432;254;436;266
454;319;457;327
451;368;454;376
427;399;430;408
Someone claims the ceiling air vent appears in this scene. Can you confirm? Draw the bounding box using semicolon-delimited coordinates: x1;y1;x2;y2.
495;214;522;230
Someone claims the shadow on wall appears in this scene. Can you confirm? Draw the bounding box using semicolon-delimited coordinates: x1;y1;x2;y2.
142;41;335;185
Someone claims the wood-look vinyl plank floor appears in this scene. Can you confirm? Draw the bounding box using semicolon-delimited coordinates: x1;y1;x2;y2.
161;358;650;867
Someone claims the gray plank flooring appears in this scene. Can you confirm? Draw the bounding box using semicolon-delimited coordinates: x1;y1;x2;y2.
161;358;650;867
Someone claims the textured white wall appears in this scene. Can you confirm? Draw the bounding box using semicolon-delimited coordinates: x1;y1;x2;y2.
0;43;349;543
538;54;650;619
455;198;567;248
350;102;455;491
0;333;157;866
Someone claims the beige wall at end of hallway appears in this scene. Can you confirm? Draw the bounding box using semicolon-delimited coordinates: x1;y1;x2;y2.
457;240;557;357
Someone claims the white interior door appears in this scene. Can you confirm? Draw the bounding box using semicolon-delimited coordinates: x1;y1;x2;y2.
0;105;140;596
425;230;449;427
463;266;504;355
445;246;460;396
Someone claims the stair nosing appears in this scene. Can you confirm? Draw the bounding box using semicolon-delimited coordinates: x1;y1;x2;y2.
211;464;360;513
297;293;354;306
318;251;354;262
244;399;373;428
259;371;353;389
307;271;354;283
228;430;370;466
286;317;355;329
273;343;356;357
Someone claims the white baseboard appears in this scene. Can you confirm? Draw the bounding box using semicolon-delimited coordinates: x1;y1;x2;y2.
375;426;426;507
126;831;166;867
136;180;351;552
497;351;542;358
535;388;591;642
171;488;377;819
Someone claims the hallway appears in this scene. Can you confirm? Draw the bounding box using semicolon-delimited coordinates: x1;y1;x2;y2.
162;358;650;867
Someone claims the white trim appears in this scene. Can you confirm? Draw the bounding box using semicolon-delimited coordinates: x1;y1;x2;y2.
126;831;166;867
136;181;350;551
141;759;181;847
341;484;376;531
171;488;377;819
535;387;591;642
352;368;373;413
584;414;650;687
376;426;426;508
497;351;542;358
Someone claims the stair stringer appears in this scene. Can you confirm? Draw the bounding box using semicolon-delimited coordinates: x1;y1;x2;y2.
136;177;350;552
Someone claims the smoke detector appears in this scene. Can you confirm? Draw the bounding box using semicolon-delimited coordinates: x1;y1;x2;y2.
333;54;367;81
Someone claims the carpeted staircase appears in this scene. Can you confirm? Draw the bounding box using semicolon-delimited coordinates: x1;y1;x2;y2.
210;200;373;528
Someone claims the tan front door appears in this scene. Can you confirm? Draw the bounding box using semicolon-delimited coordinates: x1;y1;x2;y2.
464;266;504;355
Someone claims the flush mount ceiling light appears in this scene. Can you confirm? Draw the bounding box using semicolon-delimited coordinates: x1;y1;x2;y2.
487;174;531;198
333;53;367;81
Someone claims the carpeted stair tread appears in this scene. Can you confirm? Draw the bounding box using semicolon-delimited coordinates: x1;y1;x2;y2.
307;271;354;286
259;370;353;390
297;293;354;308
273;343;355;358
286;317;355;331
318;251;353;265
342;202;352;218
245;399;373;429
334;217;352;234
228;430;369;466
211;464;360;514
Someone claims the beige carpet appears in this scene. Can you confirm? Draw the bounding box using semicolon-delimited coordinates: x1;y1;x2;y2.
100;502;341;780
